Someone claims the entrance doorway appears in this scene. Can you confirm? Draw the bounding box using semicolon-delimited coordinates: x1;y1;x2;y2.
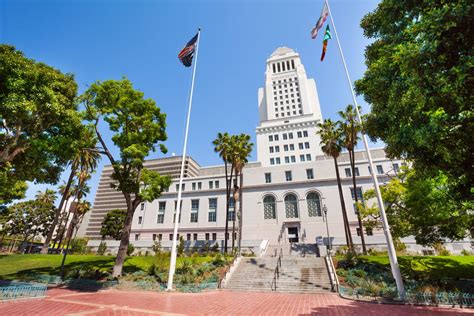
288;227;299;243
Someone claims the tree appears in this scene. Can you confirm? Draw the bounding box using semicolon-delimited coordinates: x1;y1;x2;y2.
317;119;354;251
0;45;83;203
82;78;171;277
358;167;473;246
41;127;100;253
4;199;55;252
338;105;367;254
72;201;91;239
100;209;127;240
228;134;253;252
212;132;234;253
355;0;473;206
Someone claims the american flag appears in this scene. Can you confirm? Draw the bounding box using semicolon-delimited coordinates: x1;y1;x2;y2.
178;33;199;67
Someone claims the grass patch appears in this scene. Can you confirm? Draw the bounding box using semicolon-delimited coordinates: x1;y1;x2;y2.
0;254;221;281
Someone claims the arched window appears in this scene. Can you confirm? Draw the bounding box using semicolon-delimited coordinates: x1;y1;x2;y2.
307;192;322;217
284;194;299;218
263;195;276;219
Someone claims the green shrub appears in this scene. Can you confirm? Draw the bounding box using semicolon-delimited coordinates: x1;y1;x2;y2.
461;249;471;256
394;238;407;253
176;260;193;275
350;269;367;278
212;253;226;267
152;241;162;254
345;273;362;287
97;241;107;255
177;236;185;257
127;243;135;256
211;243;219;253
70;238;89;254
433;242;451;256
336;268;348;277
360;279;381;297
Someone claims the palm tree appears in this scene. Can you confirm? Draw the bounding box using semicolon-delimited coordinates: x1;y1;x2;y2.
317;119;354;251
339;105;367;254
229;134;253;252
41;128;100;254
212;132;234;253
72;201;91;239
35;189;57;205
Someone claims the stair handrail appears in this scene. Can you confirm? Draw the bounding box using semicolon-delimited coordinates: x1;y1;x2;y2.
271;247;283;291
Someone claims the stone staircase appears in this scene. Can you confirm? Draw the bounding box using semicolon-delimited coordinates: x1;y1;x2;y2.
224;243;332;293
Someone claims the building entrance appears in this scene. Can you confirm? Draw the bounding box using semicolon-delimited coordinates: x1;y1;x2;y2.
288;227;299;243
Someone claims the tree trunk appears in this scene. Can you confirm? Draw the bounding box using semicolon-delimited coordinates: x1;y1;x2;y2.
333;157;354;251
57;196;77;252
41;167;76;254
224;162;233;254
112;195;135;277
350;148;367;254
238;171;243;254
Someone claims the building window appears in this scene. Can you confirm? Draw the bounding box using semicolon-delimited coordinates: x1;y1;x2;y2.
393;163;400;173
212;233;217;241
300;154;305;162
285;171;292;181
209;181;214;189
269;135;273;142
190;199;199;223
157;234;162;241
140;203;145;211
285;156;290;164
270;158;275;165
173;200;181;223
283;133;287;140
208;198;217;222
274;134;279;141
153;234;157;241
198;182;202;190
290;156;296;163
356;228;361;236
193;233;198;241
303;131;308;137
376;165;384;174
186;233;191;241
297;131;302;138
138;216;142;224
306;154;311;161
355;167;360;176
350;187;363;201
299;143;304;150
284;194;299;218
263;195;276;219
306;169;314;179
269;146;274;153
304;142;310;149
289;144;294;151
366;227;373;236
215;180;219;188
157;201;166;223
276;157;281;164
275;146;280;152
192;182;196;190
288;132;293;139
345;168;352;177
307;192;322;217
284;144;289;151
228;198;235;221
265;173;272;183
135;234;139;241
205;233;210;241
175;183;185;192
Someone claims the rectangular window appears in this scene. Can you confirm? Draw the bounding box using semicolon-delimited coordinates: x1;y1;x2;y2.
173;200;181;223
306;169;314;179
228;198;235;221
366;227;373;236
186;233;191;241
306;154;311;161
215;180;219;188
209;181;213;189
345;168;352;177
158;234;162;241
212;233;217;241
274;134;279;141
138;216;142;224
169;234;173;241
291;156;296;163
283;133;287;140
270;158;275;165
265;173;272;183
368;166;372;174
135;234;139;241
140;203;145;211
355;167;360;176
157;201;165;223
350;187;364;201
193;233;198;241
272;64;276;73
376;165;384;175
205;233;210;241
197;182;202;190
288;132;293;139
192;182;196;190
304;142;310;149
269;146;274;153
356;228;361;236
298;143;304;150
291;60;295;69
297;131;302;138
289;144;294;151
276;157;281;164
269;135;273;142
285;156;290;163
303;131;308;137
175;183;185;192
208;198;217;222
393;163;400;173
190;199;199;223
300;154;305;162
153;234;157;241
284;144;289;151
285;171;292;181
275;146;280;152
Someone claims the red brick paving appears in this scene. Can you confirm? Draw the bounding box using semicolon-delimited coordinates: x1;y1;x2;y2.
0;288;471;315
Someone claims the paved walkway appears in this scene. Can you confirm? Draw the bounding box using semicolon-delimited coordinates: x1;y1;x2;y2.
0;288;471;315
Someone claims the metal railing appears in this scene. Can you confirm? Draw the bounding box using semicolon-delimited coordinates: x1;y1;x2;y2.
0;283;47;301
271;248;283;291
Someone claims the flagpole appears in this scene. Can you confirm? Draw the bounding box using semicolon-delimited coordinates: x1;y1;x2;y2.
325;0;405;299
167;28;201;291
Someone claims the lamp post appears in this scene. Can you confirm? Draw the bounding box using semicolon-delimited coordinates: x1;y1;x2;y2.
323;204;332;255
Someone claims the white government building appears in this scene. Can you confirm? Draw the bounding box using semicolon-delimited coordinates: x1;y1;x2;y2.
81;47;464;255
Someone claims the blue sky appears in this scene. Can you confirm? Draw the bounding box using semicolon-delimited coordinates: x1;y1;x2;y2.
0;0;381;203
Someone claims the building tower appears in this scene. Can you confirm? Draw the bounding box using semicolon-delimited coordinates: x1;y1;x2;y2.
256;47;324;166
